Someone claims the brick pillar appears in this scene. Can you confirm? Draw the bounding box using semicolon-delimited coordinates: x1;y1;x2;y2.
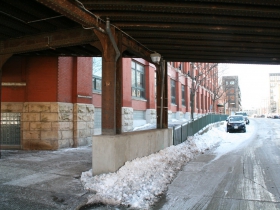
205;92;209;113
177;72;182;112
201;89;204;113
197;87;201;114
146;64;156;123
146;64;156;109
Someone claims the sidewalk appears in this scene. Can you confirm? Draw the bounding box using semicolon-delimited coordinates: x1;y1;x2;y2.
0;146;92;210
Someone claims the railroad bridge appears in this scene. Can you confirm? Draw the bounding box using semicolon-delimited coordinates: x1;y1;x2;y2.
0;0;279;173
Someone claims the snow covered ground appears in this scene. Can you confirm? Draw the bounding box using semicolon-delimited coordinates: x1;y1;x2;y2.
81;120;255;209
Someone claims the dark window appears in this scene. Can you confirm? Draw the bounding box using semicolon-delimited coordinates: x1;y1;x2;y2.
92;57;102;92
131;61;145;98
182;85;186;106
171;79;176;104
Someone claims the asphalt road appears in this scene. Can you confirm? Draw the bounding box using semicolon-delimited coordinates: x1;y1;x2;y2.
0;146;92;210
154;118;280;210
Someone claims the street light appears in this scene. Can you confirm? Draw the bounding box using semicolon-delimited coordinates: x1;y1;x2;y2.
150;52;164;128
150;52;161;64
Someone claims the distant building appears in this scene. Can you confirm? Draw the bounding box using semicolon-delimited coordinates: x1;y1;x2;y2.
242;109;257;117
222;76;242;114
269;73;280;113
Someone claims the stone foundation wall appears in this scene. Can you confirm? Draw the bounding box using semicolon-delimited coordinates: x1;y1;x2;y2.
1;102;94;150
145;109;156;123
122;107;133;132
73;103;94;147
176;111;183;120
184;112;191;121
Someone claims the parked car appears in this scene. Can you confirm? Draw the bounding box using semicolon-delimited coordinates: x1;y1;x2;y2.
235;112;250;124
273;115;279;119
226;115;246;133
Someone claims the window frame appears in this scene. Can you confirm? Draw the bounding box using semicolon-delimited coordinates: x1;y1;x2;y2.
131;60;146;99
171;79;176;105
92;57;102;93
181;84;186;106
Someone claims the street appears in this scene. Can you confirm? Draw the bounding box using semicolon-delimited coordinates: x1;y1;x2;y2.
154;118;280;209
2;118;280;210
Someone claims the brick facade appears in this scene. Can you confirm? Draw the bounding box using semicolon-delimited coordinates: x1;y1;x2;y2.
2;56;94;150
2;55;218;150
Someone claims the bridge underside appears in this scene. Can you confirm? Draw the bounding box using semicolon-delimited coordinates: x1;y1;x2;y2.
1;0;280;64
0;0;279;136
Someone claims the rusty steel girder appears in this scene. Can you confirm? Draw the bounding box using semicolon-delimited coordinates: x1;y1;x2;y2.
37;0;153;62
37;0;105;33
0;28;98;55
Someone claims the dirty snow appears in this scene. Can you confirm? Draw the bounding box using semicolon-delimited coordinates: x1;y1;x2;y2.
81;120;254;209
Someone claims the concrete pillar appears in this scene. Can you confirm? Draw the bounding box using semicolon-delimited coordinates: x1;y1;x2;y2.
146;64;156;110
197;87;202;113
177;72;182;112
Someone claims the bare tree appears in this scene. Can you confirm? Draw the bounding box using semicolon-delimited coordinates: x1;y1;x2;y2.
189;62;218;120
210;64;229;113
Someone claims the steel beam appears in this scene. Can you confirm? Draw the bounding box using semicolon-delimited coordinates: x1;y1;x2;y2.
0;28;98;55
122;35;153;63
37;0;105;32
37;0;153;63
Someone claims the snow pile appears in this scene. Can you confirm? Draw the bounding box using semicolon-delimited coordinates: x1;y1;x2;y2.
81;123;227;209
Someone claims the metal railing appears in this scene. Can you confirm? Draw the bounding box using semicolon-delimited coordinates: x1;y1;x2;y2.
173;114;228;145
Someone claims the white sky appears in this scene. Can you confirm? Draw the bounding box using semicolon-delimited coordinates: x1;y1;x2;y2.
81;121;255;209
219;64;280;110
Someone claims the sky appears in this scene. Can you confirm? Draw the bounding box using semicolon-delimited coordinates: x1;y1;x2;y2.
219;64;280;110
81;121;255;209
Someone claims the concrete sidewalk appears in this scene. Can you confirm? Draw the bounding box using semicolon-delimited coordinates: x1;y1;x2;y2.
0;146;92;210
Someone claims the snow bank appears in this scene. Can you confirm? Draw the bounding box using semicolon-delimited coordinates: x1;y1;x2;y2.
80;123;229;209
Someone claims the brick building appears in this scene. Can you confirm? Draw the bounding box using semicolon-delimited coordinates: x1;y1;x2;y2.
222;76;242;114
2;56;218;150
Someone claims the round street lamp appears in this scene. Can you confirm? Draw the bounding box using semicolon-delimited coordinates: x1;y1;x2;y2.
150;52;161;64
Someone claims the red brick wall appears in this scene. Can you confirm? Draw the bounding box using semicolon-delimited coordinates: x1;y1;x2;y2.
2;56;26;82
58;57;73;102
76;57;92;104
2;56;26;102
2;87;26;102
2;56;58;102
132;100;147;110
26;57;58;102
92;93;102;107
145;64;156;109
122;58;132;107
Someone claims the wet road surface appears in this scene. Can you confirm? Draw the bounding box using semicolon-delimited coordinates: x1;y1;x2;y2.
154;118;280;209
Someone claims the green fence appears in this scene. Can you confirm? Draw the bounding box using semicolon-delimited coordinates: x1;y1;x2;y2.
173;114;228;145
